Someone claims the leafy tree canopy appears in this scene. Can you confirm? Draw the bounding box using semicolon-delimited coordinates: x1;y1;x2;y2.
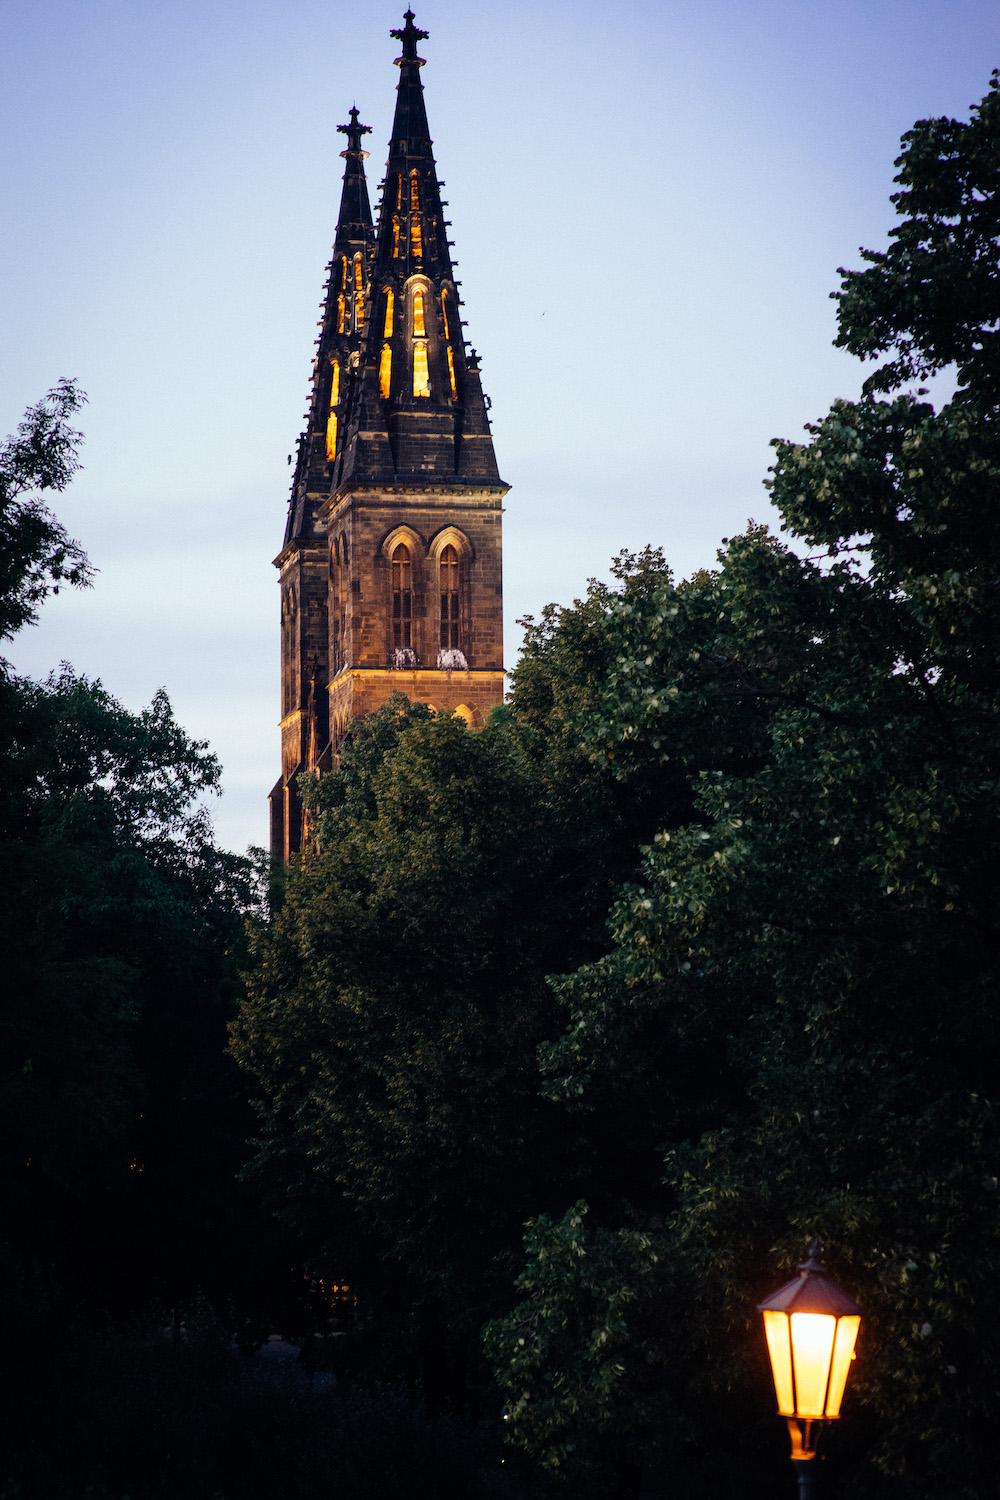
486;75;1000;1500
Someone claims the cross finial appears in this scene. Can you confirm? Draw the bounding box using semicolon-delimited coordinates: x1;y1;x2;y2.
338;105;372;156
391;9;428;63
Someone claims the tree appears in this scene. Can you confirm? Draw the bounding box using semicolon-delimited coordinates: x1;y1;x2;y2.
0;378;92;649
487;75;1000;1500
232;691;670;1390
0;387;269;1315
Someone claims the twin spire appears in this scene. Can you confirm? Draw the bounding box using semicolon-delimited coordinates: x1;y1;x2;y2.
284;10;499;547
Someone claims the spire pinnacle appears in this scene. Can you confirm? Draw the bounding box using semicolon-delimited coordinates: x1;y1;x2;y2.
338;106;371;159
391;9;428;64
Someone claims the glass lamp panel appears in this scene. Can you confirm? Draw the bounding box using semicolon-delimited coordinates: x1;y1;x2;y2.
763;1311;795;1415
825;1315;860;1416
790;1313;836;1418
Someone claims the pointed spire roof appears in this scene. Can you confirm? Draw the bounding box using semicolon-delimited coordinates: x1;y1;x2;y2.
282;108;375;547
331;11;503;489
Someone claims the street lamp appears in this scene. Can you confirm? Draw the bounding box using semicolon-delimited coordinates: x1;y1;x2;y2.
758;1241;862;1499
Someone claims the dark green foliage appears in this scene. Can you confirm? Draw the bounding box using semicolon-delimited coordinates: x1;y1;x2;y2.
834;70;1000;401
487;75;1000;1500
233;697;646;1388
0;379;92;647
0;388;278;1317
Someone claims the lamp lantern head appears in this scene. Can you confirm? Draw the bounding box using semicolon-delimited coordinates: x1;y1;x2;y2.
758;1241;862;1424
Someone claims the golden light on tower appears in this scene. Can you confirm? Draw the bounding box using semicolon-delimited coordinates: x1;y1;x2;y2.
758;1241;862;1496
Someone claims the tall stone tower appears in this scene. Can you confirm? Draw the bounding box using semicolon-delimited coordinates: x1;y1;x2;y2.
270;11;507;860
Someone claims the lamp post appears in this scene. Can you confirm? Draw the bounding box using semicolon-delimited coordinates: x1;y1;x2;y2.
758;1241;862;1500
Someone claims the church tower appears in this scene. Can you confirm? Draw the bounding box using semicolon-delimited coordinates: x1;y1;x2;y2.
271;11;507;860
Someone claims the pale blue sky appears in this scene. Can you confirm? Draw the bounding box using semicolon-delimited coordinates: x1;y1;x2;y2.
2;0;997;851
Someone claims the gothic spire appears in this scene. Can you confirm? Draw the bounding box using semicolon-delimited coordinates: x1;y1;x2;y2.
331;10;501;486
283;107;375;545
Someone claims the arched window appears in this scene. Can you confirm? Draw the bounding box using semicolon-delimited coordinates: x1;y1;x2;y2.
409;172;420;211
413;290;426;336
379;343;392;399
392;544;412;650
340;257;348;289
382;289;394;338
326;360;341;460
441;290;451;340
446;345;457;399
392;218;400;258
337;295;346;333
440;544;459;649
410;217;423;258
353;256;364;330
413;341;430;398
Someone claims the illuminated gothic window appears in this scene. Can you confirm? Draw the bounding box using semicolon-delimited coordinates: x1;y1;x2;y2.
341;257;348;289
441;290;451;340
392;218;400;258
440;544;459;650
326;360;341;460
410;217;423;257
337;295;346;333
446;345;457;399
392;544;412;650
379;343;392;399
410;173;420;211
413;341;430;398
412;290;426;337
382;289;394;337
353;257;365;330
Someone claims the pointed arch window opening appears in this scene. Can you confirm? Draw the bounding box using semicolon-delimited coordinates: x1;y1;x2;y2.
353;256;365;331
392;544;413;651
382;289;394;338
392;218;400;258
326;360;341;460
410;217;423;258
409;172;420;211
337;295;346;334
441;290;451;341
440;544;460;651
379;344;392;399
413;341;430;398
447;346;457;400
413;290;426;337
340;257;348;290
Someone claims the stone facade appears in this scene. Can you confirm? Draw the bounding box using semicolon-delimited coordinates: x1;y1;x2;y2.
270;11;508;861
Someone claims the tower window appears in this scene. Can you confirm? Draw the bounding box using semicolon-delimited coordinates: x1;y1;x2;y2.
410;172;420;211
392;544;412;650
392;218;400;258
410;218;423;257
441;290;451;340
383;289;394;338
413;342;430;398
353;257;365;329
379;343;392;399
326;359;340;459
446;345;457;399
337;295;346;333
440;544;459;650
413;290;426;337
341;257;348;289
